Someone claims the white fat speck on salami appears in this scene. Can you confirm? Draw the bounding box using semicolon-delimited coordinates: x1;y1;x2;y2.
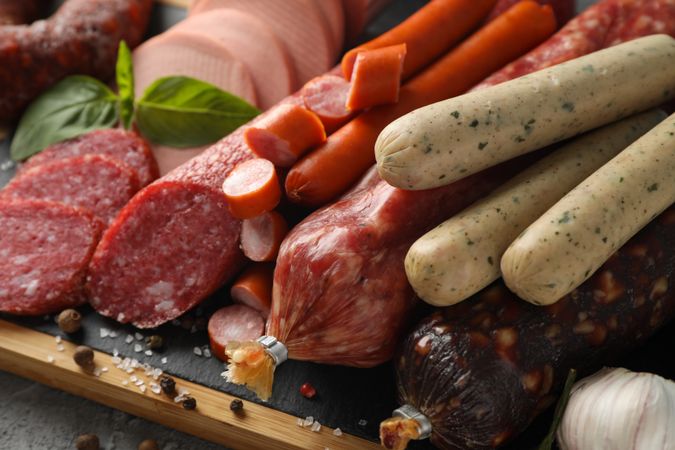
0;199;102;315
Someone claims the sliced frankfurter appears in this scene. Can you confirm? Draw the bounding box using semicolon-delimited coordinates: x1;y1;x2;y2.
190;0;333;85
314;0;346;56
346;44;406;110
208;304;265;361
302;74;354;134
173;9;295;109
222;158;281;219
230;263;274;318
132;30;257;105
243;104;326;167
241;211;289;262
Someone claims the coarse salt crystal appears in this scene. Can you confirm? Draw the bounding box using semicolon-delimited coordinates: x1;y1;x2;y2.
193;347;203;356
55;336;62;344
152;368;163;378
134;332;143;341
174;395;185;403
0;160;16;171
122;380;129;386
100;328;110;338
302;416;314;427
135;379;144;386
112;348;119;357
125;334;134;344
140;385;147;393
126;368;134;374
93;368;102;377
56;344;65;352
130;375;138;382
296;418;303;427
150;383;161;395
311;421;321;432
134;344;142;353
161;357;168;365
203;348;212;358
333;428;342;437
145;350;153;357
101;367;109;373
111;356;122;365
109;331;118;338
46;355;55;363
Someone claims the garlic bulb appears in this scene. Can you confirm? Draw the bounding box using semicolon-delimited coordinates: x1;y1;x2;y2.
557;367;675;450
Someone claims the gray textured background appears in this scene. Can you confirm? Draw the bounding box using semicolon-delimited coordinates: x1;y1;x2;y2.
1;0;597;449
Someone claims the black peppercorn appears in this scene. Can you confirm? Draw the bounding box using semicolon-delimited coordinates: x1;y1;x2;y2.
159;376;176;396
57;309;82;333
73;346;94;371
229;399;243;412
182;396;197;410
75;433;99;450
145;335;163;350
138;439;160;450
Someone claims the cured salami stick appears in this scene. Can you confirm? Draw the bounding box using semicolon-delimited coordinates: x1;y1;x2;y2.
87;0;502;329
381;206;675;450
0;0;153;121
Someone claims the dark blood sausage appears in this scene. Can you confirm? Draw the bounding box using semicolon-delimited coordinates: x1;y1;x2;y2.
0;199;102;315
474;0;675;90
386;207;675;450
0;0;43;25
0;0;153;121
208;304;265;362
19;129;159;187
486;0;575;27
1;154;141;225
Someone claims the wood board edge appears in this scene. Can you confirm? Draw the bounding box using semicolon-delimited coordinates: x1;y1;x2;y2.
0;319;381;450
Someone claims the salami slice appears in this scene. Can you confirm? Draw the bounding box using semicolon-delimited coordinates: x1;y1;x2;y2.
0;199;102;315
2;154;141;225
19;129;159;187
208;304;265;361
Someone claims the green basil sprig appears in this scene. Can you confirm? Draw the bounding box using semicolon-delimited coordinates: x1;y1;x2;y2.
10;41;260;161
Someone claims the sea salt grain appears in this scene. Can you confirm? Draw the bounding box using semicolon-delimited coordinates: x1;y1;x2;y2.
112;348;119;357
122;380;129;386
145;350;153;357
0;160;16;171
161;357;168;365
311;421;321;432
134;344;142;353
111;356;122;364
302;416;314;427
46;355;55;363
203;348;211;358
130;375;138;383
333;428;342;437
140;385;147;393
109;331;118;338
150;383;161;395
54;336;62;344
134;332;143;341
100;328;110;338
296;418;303;427
56;344;65;352
101;367;109;373
193;347;203;356
125;334;134;344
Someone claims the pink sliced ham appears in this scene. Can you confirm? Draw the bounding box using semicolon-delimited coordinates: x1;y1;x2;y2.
344;0;392;44
132;30;257;104
173;9;296;109
190;0;334;86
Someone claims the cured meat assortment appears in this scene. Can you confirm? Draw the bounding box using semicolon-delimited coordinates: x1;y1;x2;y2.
0;0;153;120
0;199;102;315
1;154;141;225
18;129;159;187
384;207;675;450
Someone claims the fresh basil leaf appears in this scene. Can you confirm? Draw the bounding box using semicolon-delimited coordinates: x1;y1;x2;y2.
10;76;118;161
135;76;259;148
116;40;135;130
537;368;577;450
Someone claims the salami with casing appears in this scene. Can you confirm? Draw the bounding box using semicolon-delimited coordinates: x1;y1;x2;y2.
385;206;674;450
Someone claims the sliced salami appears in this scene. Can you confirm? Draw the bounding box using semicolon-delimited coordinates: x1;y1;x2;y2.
2;154;141;225
19;129;159;187
208;304;265;361
0;199;102;315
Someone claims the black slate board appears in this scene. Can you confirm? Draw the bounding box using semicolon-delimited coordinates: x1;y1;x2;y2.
2;1;674;449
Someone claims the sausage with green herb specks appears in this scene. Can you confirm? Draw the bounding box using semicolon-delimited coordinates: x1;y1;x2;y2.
502;112;675;305
405;110;666;307
375;34;675;191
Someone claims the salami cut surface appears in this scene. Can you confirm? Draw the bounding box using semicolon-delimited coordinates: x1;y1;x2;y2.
384;207;675;450
0;199;102;315
19;129;159;187
2;154;141;225
208;304;265;361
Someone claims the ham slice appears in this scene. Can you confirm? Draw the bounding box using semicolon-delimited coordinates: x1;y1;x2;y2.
173;9;295;109
190;0;334;85
132;30;257;104
314;0;345;58
344;0;392;44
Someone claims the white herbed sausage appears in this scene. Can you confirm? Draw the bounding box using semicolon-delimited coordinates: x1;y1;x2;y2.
501;112;675;305
375;34;675;190
404;110;666;307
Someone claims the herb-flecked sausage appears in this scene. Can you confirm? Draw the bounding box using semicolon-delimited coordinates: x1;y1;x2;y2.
0;0;153;121
385;206;675;450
